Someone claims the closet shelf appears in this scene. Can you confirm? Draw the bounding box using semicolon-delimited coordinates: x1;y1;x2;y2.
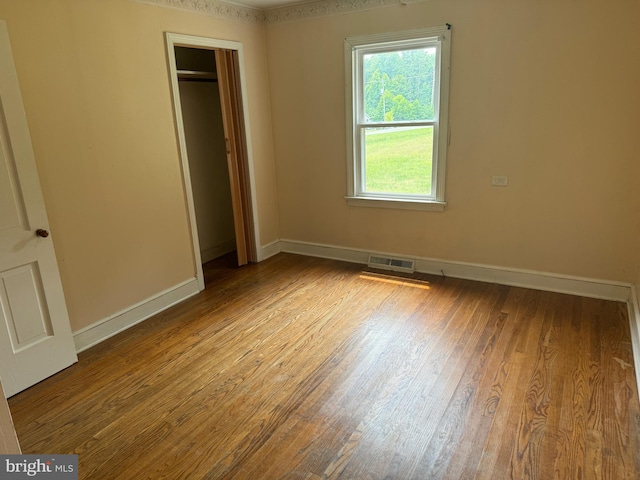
177;70;218;81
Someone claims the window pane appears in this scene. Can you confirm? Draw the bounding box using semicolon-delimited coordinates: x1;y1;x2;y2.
363;47;437;123
363;126;434;196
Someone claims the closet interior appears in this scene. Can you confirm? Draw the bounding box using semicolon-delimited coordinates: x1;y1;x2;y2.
175;46;236;264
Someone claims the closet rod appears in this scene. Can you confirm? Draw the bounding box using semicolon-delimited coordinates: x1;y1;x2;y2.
178;77;218;83
177;69;217;82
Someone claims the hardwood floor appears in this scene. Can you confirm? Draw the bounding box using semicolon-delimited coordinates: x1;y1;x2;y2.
8;253;640;479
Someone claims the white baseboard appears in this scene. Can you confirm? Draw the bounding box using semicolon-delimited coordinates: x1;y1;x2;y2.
278;239;631;302
73;278;200;353
628;285;640;399
258;239;282;262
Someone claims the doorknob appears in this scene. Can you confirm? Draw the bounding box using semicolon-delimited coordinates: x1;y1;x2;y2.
35;229;49;238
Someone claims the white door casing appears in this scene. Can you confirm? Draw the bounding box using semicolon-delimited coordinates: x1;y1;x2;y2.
0;20;77;397
165;32;261;291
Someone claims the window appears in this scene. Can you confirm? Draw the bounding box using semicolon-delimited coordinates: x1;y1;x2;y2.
345;26;451;211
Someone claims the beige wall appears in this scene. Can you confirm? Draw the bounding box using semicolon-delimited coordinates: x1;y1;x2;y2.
0;0;279;331
267;0;640;283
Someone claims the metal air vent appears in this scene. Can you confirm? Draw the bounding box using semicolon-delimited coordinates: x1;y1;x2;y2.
367;255;415;273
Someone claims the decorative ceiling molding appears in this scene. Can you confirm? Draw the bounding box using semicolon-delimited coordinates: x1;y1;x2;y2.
134;0;416;25
133;0;266;24
264;0;400;24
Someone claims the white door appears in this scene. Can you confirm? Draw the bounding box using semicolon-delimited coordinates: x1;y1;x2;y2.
0;20;77;397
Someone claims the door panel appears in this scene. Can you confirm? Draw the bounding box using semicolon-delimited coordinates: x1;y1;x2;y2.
0;19;77;397
214;49;256;265
1;263;52;349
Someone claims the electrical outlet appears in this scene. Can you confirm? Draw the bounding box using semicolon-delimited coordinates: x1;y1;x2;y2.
491;176;508;186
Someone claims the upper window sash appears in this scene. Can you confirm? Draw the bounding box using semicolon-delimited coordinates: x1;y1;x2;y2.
355;39;442;126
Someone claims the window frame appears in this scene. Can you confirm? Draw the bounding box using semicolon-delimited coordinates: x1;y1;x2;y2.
345;26;451;211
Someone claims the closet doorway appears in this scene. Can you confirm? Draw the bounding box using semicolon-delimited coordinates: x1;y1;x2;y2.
166;33;258;291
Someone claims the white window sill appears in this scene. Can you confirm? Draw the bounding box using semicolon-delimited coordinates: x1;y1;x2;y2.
345;196;446;212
